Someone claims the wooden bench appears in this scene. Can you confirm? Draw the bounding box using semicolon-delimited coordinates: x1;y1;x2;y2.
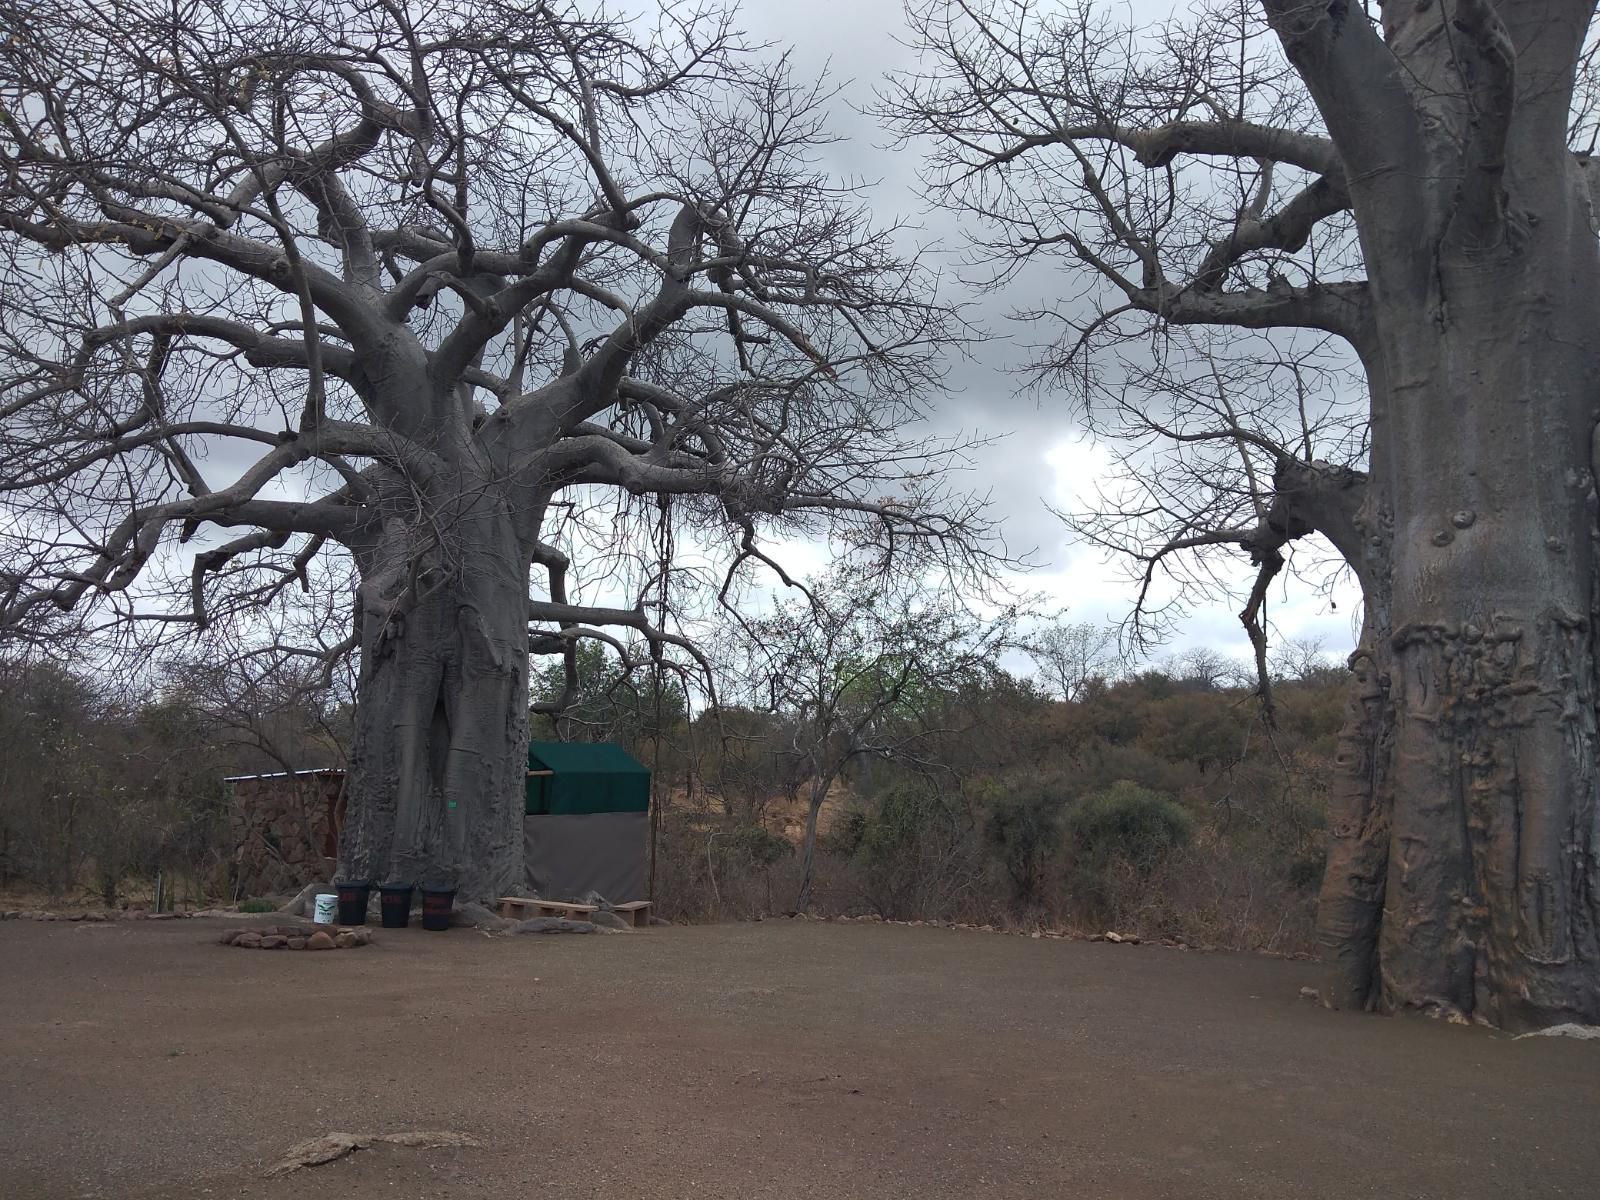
496;897;597;922
612;901;652;928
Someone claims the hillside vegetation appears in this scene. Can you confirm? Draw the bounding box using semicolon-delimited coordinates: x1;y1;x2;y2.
3;649;1343;952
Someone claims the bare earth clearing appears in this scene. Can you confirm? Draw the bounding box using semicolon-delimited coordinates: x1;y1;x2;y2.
2;918;1595;1199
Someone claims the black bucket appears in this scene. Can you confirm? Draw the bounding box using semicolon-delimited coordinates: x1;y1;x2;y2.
420;887;455;932
379;883;414;929
334;879;371;926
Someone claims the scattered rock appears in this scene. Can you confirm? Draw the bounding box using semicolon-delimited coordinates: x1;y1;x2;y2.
266;1130;481;1178
1299;986;1321;1002
589;910;631;931
509;917;596;935
1515;1023;1600;1041
451;901;508;930
219;920;365;950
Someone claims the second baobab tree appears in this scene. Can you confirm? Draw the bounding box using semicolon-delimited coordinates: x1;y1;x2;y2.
888;0;1600;1027
0;0;990;899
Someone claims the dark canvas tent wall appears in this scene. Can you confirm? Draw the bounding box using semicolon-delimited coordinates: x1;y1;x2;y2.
523;741;650;902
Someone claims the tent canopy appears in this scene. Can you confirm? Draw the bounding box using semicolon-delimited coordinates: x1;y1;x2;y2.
525;741;651;815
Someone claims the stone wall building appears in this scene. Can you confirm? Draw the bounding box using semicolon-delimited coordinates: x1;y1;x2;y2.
226;769;345;898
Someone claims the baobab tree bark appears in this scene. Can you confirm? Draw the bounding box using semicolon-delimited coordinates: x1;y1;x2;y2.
1274;0;1600;1027
341;496;533;897
893;0;1600;1024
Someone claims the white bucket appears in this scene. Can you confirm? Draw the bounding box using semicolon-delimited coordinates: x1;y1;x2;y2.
312;893;338;924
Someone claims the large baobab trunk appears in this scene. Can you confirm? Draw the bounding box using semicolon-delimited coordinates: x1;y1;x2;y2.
1318;145;1600;1026
339;498;531;901
1317;613;1396;1011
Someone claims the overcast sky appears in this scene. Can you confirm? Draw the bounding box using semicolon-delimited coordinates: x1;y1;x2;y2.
728;0;1362;666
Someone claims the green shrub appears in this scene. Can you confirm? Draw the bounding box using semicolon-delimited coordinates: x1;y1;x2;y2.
237;897;277;913
722;823;794;869
825;807;869;857
851;784;975;920
1065;781;1193;913
983;778;1068;905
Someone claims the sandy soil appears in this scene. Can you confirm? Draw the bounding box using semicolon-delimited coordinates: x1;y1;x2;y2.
2;916;1596;1199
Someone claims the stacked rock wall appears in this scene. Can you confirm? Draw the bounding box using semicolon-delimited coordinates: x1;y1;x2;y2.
228;771;344;898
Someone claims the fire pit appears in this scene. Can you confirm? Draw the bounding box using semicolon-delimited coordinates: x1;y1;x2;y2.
219;924;374;950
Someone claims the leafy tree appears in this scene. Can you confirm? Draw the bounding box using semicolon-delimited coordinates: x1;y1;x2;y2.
729;566;1017;910
530;641;685;745
848;783;976;920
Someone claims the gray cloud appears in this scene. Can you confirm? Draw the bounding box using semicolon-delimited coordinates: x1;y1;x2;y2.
733;0;1359;664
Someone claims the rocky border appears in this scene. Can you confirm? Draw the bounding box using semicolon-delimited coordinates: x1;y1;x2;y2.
220;924;373;950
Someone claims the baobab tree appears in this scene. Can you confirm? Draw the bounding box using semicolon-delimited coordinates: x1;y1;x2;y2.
0;0;991;900
887;0;1600;1027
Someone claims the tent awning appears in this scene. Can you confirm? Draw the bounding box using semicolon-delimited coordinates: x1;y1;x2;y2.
525;741;650;815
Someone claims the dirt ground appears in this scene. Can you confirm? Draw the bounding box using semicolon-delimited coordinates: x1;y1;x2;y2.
2;917;1596;1200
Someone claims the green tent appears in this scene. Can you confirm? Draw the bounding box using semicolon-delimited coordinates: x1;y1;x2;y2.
524;741;651;816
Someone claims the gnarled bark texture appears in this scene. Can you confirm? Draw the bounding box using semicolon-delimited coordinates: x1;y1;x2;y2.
1275;0;1600;1026
341;490;533;900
